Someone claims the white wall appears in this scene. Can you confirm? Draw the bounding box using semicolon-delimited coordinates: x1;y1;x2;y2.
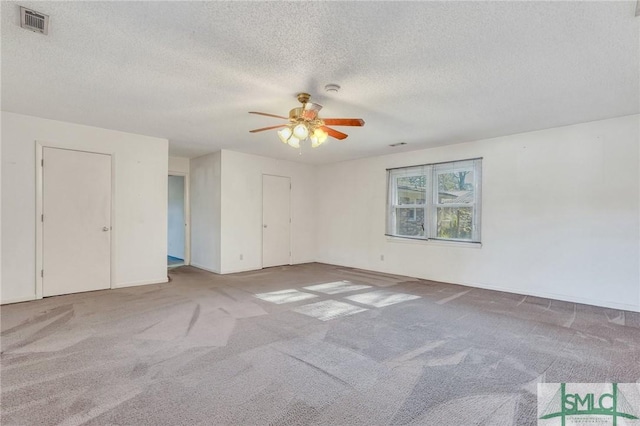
316;115;640;312
190;152;221;273
1;111;169;304
220;150;316;273
169;156;190;174
167;175;185;259
0;114;3;301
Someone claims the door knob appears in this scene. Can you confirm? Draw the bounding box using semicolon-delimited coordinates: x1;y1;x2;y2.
263;224;267;228
102;226;110;232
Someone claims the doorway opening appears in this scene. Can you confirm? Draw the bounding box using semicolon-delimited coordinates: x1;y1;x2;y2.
168;174;187;268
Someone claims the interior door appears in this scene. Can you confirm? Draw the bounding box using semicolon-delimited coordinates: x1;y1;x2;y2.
43;147;112;297
262;175;291;268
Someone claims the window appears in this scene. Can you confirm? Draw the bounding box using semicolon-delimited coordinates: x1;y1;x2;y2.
386;158;482;243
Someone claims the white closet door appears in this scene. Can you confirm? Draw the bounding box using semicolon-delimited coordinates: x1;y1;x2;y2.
262;175;291;268
43;147;111;297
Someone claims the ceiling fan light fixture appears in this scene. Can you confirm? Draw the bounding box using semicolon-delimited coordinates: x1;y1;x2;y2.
293;123;309;140
248;92;364;149
310;135;319;148
288;136;300;148
278;127;292;143
314;128;328;143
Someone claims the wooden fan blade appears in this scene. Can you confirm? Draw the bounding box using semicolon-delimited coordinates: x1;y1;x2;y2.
249;124;288;133
302;102;322;120
249;111;289;120
322;118;365;127
321;126;348;140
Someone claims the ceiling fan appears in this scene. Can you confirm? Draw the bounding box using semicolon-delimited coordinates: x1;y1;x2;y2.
249;93;365;148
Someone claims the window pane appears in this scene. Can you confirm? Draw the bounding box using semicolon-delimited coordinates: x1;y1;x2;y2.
437;207;473;240
437;171;474;204
395;207;425;237
396;175;426;205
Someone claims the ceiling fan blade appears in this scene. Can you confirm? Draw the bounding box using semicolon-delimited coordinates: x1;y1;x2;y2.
321;126;348;140
249;124;288;133
321;118;365;127
249;111;289;120
302;102;323;120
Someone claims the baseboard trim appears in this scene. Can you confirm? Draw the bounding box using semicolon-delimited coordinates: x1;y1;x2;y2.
459;279;640;313
220;261;316;275
1;295;37;305
292;259;316;265
191;260;323;276
314;259;640;313
1;278;170;304
220;266;261;274
190;263;221;274
113;278;168;289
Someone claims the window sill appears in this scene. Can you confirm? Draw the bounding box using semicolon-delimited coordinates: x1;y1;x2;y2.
385;236;482;248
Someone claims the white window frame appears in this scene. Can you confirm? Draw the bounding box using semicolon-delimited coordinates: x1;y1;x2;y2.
388;168;430;239
386;158;482;243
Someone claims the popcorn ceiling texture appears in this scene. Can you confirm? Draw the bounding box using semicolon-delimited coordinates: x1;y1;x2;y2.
2;263;639;425
1;1;638;163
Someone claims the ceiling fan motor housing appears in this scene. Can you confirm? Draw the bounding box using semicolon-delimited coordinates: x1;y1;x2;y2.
296;93;311;104
289;107;304;120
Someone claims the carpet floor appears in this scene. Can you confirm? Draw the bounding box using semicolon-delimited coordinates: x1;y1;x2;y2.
1;263;639;425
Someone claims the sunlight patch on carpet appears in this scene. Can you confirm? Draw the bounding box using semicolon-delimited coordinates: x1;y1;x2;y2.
293;300;368;321
303;281;371;294
345;290;421;307
254;289;318;304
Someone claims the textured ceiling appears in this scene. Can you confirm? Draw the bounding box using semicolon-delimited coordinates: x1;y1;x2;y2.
2;1;638;164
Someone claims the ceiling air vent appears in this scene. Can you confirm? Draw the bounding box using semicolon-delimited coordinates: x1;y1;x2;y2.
20;7;49;35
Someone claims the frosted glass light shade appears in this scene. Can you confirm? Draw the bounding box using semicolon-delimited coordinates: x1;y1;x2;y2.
310;135;319;148
288;136;300;148
278;127;292;143
293;123;309;140
314;128;328;143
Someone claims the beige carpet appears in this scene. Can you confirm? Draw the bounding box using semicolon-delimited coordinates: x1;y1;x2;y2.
1;263;639;425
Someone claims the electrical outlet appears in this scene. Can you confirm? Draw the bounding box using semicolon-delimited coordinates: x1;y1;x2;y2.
240;254;243;260
380;254;384;261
